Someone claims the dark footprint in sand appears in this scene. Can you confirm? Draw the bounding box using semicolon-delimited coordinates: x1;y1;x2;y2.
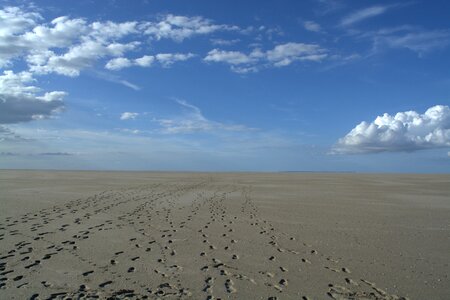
24;260;40;269
99;280;113;288
82;270;94;276
13;275;23;281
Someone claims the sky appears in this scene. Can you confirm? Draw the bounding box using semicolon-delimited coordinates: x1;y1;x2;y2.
0;0;450;172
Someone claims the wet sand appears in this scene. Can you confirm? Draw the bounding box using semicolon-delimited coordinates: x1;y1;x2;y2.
0;170;449;299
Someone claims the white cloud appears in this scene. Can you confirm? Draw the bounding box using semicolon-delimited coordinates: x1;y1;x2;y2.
204;43;327;72
155;53;195;67
303;21;322;33
140;14;239;42
204;49;259;65
266;43;327;66
0;6;41;67
333;105;450;154
105;57;133;70
0;7;231;77
135;55;154;67
154;99;253;134
341;5;390;27
0;8;140;75
28;40;140;76
120;112;139;120
0;70;66;124
105;53;193;70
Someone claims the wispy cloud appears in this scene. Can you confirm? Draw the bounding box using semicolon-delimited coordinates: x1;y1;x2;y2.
372;28;450;55
154;99;254;134
313;0;344;15
341;5;391;27
210;38;240;46
303;21;322;33
91;70;140;90
351;25;450;56
38;152;73;156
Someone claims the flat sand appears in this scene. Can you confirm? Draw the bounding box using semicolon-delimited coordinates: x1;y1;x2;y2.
0;171;449;299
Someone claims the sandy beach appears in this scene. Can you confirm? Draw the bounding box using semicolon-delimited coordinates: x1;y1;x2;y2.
0;170;449;299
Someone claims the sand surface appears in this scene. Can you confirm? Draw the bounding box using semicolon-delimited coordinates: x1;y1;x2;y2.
0;170;449;299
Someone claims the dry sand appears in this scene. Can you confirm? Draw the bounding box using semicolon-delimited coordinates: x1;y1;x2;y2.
0;170;449;299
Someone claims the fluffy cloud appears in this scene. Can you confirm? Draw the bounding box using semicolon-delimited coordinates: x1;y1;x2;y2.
333;105;450;154
0;7;236;77
204;49;260;65
120;112;139;120
0;6;41;67
204;43;327;72
105;53;194;70
0;70;66;124
140;14;238;42
155;53;195;67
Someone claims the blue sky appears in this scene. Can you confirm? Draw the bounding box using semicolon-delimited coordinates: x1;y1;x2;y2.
0;0;450;172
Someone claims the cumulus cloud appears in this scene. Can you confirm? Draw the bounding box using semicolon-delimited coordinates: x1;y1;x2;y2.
341;5;391;27
155;53;195;67
0;6;42;67
204;49;260;65
0;70;66;124
204;43;327;73
105;53;194;70
0;7;143;75
140;14;239;42
0;7;235;77
333;105;450;154
120;112;139;120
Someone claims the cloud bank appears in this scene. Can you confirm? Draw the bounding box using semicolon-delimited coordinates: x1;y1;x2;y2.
333;105;450;154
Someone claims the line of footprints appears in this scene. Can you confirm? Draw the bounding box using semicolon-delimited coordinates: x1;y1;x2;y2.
0;181;408;299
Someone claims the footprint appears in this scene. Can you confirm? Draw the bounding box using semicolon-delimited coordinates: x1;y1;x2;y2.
13;275;23;281
279;279;288;286
345;277;358;286
82;270;94;276
225;279;236;293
